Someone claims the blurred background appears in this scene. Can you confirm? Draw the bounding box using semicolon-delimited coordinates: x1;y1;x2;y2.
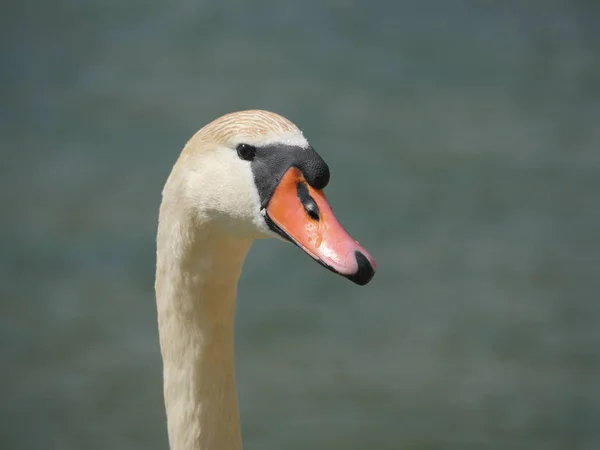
2;1;599;449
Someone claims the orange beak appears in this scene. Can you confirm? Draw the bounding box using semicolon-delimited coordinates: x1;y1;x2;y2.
264;167;376;285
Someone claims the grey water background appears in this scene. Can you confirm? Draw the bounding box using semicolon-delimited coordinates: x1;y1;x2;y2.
2;1;599;449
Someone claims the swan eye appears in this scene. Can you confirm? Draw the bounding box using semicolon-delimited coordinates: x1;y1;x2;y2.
236;143;256;161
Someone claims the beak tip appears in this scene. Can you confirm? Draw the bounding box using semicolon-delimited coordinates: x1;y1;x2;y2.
346;251;376;286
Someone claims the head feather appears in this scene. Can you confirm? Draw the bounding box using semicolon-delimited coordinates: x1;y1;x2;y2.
186;110;308;150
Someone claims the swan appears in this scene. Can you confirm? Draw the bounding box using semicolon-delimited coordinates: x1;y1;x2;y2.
155;110;377;450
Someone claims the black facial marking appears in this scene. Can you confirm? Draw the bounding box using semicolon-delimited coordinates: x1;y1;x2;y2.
297;182;320;221
250;144;330;208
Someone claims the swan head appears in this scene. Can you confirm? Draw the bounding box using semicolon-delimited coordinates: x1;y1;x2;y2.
168;110;376;285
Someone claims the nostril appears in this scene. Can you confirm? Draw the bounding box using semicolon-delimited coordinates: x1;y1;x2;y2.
347;251;375;286
304;200;320;221
297;182;320;221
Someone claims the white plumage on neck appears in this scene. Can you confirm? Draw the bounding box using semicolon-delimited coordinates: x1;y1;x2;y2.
155;138;259;450
155;111;297;450
156;207;252;450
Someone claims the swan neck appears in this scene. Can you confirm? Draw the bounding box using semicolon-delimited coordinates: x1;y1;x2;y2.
156;215;251;450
